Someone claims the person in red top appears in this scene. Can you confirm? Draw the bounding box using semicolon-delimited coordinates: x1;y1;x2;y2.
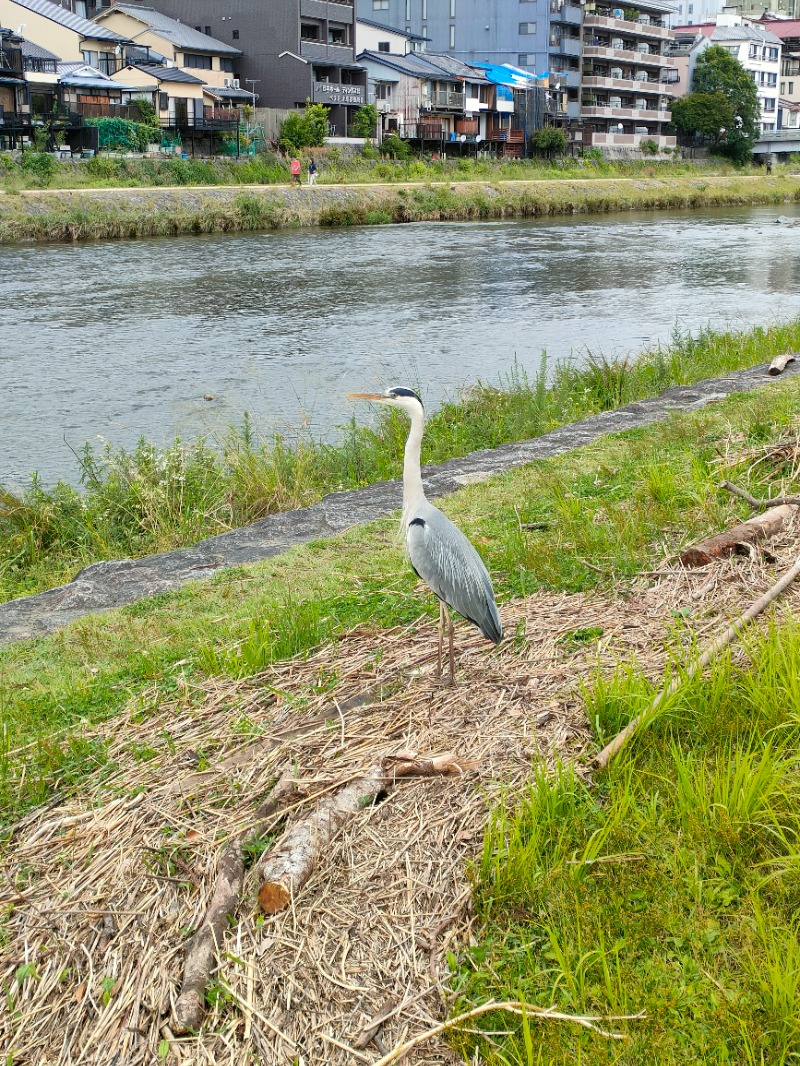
290;158;301;186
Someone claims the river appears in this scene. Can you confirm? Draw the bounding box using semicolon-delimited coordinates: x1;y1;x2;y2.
2;202;799;489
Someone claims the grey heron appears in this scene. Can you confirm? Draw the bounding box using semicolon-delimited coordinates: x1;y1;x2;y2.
347;386;502;683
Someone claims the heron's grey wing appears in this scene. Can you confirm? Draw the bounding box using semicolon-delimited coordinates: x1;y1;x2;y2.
406;506;502;643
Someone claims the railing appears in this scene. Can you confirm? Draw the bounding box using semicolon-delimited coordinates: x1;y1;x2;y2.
487;127;524;142
160;107;241;130
425;90;466;109
77;102;141;120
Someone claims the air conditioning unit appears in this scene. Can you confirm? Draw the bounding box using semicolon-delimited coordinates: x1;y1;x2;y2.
223;77;232;87
635;97;646;108
609;95;622;107
635;70;648;80
610;66;623;78
233;78;240;88
611;37;624;49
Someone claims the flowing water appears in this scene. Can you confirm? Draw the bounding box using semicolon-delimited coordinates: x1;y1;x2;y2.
2;202;799;488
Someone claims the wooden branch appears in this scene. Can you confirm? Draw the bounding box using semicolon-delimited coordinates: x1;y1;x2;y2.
369;1000;646;1064
173;771;299;1033
768;352;797;376
680;502;798;568
257;752;473;915
595;551;800;770
721;480;800;510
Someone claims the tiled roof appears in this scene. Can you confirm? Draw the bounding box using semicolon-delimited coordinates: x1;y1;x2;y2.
8;0;129;42
131;62;203;83
710;24;782;44
355;16;428;41
106;5;242;55
757;18;800;39
21;38;59;61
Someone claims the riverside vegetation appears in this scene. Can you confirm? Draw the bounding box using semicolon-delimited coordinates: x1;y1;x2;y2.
3;352;800;1062
2;319;800;604
0;159;798;242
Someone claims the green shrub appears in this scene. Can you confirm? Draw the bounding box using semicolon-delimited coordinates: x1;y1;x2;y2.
20;152;56;186
640;138;660;155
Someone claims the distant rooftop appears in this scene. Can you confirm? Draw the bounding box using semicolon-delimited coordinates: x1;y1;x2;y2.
97;4;242;56
356;16;428;41
8;0;129;42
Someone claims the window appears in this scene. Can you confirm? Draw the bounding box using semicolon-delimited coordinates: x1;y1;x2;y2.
81;49;98;67
378;41;390;51
519;21;537;33
159;92;168;110
450;0;455;14
749;44;758;58
781;81;786;93
768;47;778;61
766;71;776;86
375;81;392;99
790;81;795;93
763;97;776;111
518;53;529;65
204;25;211;34
301;23;320;40
329;26;347;44
232;29;239;39
182;53;212;69
98;51;116;75
373;0;389;9
688;3;693;10
479;84;488;102
195;25;201;31
220;57;234;72
449;24;455;47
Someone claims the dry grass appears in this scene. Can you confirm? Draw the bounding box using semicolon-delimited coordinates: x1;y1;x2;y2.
4;537;800;1065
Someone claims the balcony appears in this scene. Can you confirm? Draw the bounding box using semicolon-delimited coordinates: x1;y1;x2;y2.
549;34;582;57
301;0;354;20
584;13;671;41
582;74;676;96
424;89;466;110
582;103;671;121
583;43;673;66
76;102;140;120
487;127;525;142
549;68;582;88
300;40;354;63
550;0;583;24
590;130;676;147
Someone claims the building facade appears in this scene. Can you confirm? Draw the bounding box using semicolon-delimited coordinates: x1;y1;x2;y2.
357;0;582;118
581;0;678;148
119;0;368;135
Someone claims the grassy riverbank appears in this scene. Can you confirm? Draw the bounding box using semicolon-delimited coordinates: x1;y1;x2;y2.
3;319;800;604
0;172;797;243
3;351;800;1062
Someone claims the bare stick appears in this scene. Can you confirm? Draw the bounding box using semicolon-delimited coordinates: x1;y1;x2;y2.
721;480;800;510
257;752;473;914
173;771;299;1033
680;502;798;567
768;352;797;376
370;1000;646;1064
596;552;800;769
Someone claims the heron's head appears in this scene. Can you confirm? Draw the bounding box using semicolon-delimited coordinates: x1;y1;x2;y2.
346;386;423;418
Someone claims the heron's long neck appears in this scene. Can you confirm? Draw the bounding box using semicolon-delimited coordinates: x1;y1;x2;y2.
402;406;426;519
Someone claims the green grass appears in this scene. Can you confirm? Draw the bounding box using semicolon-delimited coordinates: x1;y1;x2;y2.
1;171;798;243
3;318;800;604
453;617;800;1064
2;375;800;829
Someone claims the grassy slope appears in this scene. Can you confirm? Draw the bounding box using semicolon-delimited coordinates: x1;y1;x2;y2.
0;173;798;243
2;376;800;823
3;319;800;604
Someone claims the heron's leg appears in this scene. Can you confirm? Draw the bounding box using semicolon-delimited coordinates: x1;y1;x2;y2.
437;599;445;680
448;611;456;686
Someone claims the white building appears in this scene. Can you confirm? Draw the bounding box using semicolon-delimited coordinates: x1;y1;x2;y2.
693;18;783;130
669;0;727;28
355;17;426;57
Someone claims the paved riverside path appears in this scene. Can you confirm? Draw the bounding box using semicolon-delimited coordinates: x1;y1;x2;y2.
2;360;798;645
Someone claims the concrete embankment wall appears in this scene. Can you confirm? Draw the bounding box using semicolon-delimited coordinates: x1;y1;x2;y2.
1;174;798;243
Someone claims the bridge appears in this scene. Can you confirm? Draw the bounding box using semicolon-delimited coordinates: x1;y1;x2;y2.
753;129;800;159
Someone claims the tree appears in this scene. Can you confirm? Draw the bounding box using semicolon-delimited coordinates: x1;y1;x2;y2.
532;127;567;157
278;100;329;150
350;103;378;139
691;44;760;163
670;91;735;144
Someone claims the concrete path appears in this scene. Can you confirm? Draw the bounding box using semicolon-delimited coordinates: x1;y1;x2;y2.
2;360;798;646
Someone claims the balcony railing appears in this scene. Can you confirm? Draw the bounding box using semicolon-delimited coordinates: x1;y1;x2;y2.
589;130;676;147
582;103;671;121
584;13;671;40
550;0;583;24
583;43;672;65
77;102;140;120
425;90;466;110
487;127;525;142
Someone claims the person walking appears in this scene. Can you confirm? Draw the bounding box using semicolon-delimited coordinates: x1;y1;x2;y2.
307;159;318;186
290;157;301;186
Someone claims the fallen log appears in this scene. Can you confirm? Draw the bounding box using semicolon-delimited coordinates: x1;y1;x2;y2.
679;503;798;568
595;550;800;770
173;771;299;1033
768;352;797;376
257;752;472;915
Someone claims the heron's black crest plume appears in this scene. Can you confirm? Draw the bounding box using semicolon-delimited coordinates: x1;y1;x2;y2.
387;387;423;406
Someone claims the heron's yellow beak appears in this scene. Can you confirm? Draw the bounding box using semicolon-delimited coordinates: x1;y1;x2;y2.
346;392;387;401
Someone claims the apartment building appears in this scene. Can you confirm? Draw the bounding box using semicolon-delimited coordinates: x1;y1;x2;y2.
581;0;678;148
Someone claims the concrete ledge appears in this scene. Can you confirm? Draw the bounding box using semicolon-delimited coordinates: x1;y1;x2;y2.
1;359;798;645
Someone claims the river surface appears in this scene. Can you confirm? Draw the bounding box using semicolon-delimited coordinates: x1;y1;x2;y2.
2;203;799;488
